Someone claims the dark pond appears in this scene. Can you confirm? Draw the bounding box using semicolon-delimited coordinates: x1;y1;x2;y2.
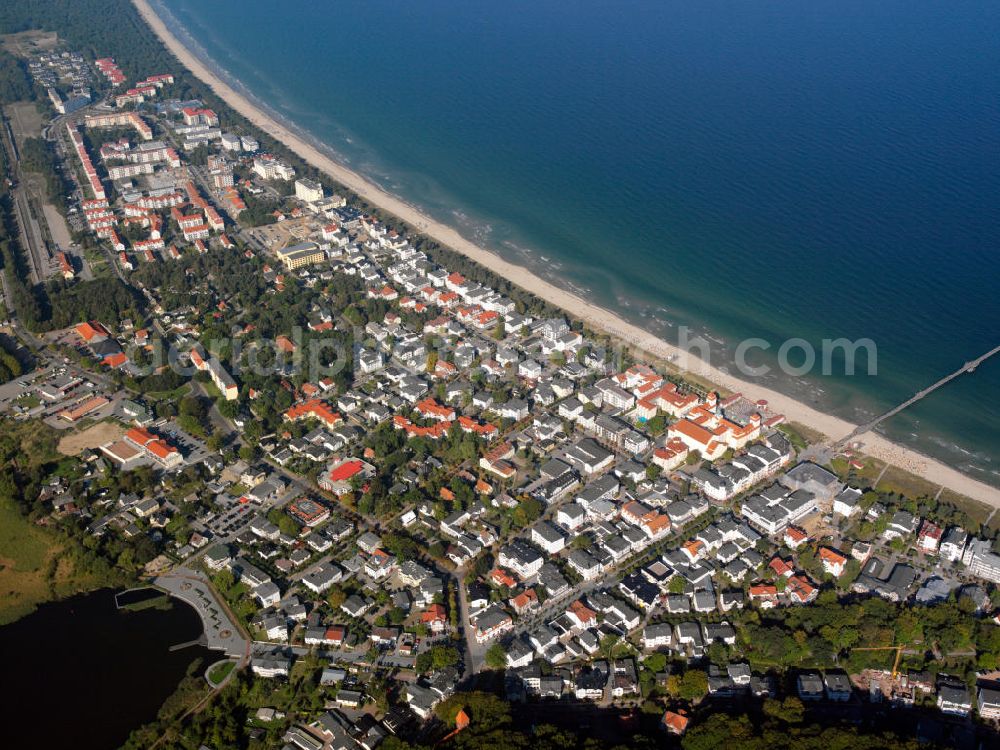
0;588;214;748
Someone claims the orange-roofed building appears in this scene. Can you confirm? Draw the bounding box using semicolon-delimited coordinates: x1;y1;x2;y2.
122;426;182;468
667;418;727;462
681;539;706;563
75;320;110;343
768;556;794;578
749;583;779;608
652;437;689;472
57;396;110;423
787;574;818;604
642;513;671;540
819;547;848;577
415;397;456;422
490;568;517;589
457;415;499;438
511;588;539;616
125;427;156;446
103;352;128;369
421;603;448;633
567;599;597;629
284;399;341;429
661;711;689;736
783;526;809;549
393;416;452;440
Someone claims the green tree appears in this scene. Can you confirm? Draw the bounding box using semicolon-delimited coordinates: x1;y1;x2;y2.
485;642;507;670
677;669;708;701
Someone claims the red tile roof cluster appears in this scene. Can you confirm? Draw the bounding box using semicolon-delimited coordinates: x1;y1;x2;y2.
284;399;342;428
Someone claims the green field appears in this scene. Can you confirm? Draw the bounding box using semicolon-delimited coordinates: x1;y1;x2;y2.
0;495;61;624
0;494;109;625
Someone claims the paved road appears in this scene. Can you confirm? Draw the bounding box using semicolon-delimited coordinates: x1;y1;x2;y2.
454;566;482;677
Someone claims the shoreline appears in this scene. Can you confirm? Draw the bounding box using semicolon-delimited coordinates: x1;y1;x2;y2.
133;0;1000;507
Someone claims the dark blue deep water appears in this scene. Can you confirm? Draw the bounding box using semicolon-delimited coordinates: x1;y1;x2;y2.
157;0;1000;482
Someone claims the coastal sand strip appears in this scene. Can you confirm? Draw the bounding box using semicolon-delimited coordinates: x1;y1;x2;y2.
133;0;1000;507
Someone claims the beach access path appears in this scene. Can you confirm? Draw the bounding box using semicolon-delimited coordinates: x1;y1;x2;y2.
133;0;1000;508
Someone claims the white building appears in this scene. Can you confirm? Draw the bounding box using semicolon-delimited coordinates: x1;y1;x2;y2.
940;527;968;563
963;538;1000;584
530;521;567;555
220;132;241;151
253;155;295;181
295;178;324;203
833;487;863;517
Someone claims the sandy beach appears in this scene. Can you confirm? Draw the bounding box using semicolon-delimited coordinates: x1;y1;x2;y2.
133;0;1000;508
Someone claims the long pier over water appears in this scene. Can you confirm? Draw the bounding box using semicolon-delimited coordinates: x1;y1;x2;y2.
834;343;1000;449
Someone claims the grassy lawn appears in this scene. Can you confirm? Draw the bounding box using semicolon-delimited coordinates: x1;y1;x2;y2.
207;660;235;685
145;383;191;401
782;421;828;448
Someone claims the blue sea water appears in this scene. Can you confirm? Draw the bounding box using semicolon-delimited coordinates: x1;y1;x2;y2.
156;0;1000;484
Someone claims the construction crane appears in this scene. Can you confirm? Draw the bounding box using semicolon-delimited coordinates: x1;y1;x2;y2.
853;645;905;679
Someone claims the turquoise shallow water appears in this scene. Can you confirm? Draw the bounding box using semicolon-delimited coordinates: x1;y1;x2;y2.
157;0;1000;484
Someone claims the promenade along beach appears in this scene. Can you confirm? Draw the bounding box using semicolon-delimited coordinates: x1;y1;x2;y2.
134;0;1000;507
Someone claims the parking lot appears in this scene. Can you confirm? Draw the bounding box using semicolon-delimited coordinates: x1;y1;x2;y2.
200;501;256;539
158;419;213;466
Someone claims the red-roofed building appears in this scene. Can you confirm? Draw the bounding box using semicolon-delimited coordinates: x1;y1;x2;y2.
819;547;848;577
420;603;448;633
319;458;374;494
75;320;110;343
661;711;689;736
324;460;364;484
490;568;517;589
510;589;539;616
917;520;944;552
768;556;794;578
103;351;128;369
783;526;809;549
284;399;341;429
121;426;182;468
